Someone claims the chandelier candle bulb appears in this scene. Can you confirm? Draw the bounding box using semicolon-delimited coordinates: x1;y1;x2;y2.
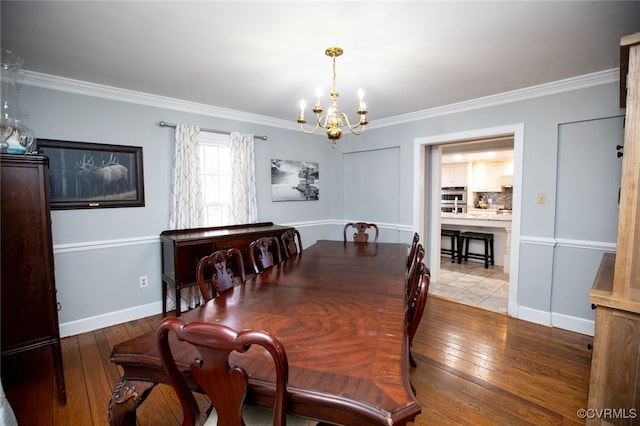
298;100;306;123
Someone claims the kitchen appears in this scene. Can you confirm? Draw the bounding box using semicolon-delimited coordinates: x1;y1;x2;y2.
431;137;514;312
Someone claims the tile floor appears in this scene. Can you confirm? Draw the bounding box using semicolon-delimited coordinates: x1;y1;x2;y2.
429;256;509;313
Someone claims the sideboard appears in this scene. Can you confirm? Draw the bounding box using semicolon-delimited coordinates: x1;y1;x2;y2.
160;222;294;316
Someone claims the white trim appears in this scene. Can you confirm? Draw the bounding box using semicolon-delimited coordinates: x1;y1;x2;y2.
413;123;524;319
54;235;160;253
22;68;617;132
555;238;616;251
21;70;297;131
519;235;557;246
552;312;594;337
516;306;595;336
59;302;162;338
518;306;552;327
371;69;618;129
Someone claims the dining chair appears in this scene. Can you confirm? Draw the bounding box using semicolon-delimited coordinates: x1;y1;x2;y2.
343;222;379;242
196;248;246;301
406;243;425;301
249;236;283;274
406;232;420;273
407;259;430;369
157;317;316;426
281;229;303;258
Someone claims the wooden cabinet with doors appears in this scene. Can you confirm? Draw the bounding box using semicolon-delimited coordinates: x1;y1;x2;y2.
587;32;640;425
471;160;504;192
0;153;66;406
441;163;468;187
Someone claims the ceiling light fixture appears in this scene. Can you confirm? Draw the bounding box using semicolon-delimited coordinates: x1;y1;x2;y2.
297;47;368;148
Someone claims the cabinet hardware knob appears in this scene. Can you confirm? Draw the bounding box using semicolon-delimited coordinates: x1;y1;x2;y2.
587;343;593;350
57;302;62;311
591;303;597;310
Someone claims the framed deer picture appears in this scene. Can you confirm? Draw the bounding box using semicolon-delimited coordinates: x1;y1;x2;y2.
37;139;145;209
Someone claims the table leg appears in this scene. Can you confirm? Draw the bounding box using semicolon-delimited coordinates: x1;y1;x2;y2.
108;379;157;426
162;279;167;317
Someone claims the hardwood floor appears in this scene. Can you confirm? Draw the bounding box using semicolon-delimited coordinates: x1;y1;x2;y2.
2;296;593;425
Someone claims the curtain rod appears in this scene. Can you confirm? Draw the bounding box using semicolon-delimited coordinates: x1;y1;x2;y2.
158;121;267;141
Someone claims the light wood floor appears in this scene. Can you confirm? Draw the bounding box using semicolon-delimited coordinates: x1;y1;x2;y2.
2;296;594;425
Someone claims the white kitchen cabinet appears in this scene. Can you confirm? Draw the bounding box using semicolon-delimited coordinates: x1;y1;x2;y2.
471;161;504;192
441;163;468;187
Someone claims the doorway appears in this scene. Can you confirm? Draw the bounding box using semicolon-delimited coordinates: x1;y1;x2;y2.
413;124;524;317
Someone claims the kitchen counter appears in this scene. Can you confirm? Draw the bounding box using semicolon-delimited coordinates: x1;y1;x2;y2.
441;211;512;227
441;211;512;272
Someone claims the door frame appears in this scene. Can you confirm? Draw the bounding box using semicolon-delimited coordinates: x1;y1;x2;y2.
413;123;524;317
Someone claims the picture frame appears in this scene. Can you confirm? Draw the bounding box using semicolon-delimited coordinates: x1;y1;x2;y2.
37;139;145;209
271;159;319;201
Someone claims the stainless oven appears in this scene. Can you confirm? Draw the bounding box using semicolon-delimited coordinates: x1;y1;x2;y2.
441;187;467;213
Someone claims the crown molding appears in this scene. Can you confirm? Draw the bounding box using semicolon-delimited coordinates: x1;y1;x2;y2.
369;68;619;129
21;70;297;131
22;68;618;131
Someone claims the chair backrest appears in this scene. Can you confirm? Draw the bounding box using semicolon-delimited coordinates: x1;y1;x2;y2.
407;243;424;301
157;317;290;426
406;232;420;272
407;261;430;343
281;229;303;258
343;222;379;243
249;236;283;273
196;248;246;302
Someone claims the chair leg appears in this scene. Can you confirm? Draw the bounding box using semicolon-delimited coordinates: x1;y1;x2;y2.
484;238;489;269
450;235;456;263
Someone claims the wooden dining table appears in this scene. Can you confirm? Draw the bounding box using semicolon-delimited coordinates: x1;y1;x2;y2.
108;239;422;425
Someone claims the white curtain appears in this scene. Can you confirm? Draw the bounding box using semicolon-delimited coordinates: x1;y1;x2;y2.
169;124;202;311
229;131;258;224
170;124;203;230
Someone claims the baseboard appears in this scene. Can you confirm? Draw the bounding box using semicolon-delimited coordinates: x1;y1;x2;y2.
516;305;594;336
552;312;595;336
517;306;552;327
59;301;163;338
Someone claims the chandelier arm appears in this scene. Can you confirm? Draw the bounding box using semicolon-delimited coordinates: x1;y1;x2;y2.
338;112;367;135
299;121;321;135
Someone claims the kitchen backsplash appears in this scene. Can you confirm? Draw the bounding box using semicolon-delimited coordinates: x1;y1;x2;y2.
473;187;513;209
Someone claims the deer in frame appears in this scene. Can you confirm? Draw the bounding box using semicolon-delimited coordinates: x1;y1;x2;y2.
76;153;130;196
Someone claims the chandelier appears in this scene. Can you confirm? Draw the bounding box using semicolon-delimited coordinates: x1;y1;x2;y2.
297;47;368;147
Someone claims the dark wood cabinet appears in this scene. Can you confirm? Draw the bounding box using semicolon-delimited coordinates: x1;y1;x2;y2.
160;222;294;316
0;153;66;405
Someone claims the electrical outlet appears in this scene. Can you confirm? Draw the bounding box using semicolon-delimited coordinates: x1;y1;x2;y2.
536;192;546;204
139;275;148;288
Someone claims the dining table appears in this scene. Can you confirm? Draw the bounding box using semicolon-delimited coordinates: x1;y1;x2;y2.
108;239;422;425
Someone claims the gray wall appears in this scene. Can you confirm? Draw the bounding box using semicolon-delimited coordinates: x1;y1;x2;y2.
17;73;624;337
332;80;624;335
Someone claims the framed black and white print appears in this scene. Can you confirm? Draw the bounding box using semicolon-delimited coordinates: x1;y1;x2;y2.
271;159;319;201
37;139;145;209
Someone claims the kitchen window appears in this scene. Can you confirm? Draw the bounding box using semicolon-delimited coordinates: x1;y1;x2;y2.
199;132;231;226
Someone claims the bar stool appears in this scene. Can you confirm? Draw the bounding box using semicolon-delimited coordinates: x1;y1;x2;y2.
441;229;461;263
460;231;494;268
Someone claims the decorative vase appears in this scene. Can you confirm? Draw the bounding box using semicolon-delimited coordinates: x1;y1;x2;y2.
1;49;36;154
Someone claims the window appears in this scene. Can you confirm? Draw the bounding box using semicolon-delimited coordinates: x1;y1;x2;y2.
199;132;231;226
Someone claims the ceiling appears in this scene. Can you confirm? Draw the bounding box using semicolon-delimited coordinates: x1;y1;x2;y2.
1;1;639;126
